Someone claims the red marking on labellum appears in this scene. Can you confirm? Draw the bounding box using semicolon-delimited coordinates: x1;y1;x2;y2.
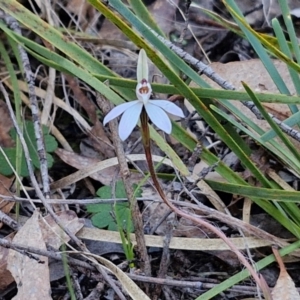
139;86;149;94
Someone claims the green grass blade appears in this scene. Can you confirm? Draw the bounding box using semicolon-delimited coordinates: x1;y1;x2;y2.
261;110;300;142
242;82;300;163
127;0;165;36
224;0;290;95
211;104;300;173
206;180;300;202
197;240;300;299
272;18;299;114
90;0;274;187
278;0;300;64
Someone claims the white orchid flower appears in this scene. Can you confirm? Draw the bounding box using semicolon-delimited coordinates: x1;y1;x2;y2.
103;49;184;141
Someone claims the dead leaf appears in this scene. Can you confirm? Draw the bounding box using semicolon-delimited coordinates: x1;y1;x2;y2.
0;174;15;228
201;59;297;116
199;59;300;150
66;0;95;30
54;149;146;188
64;74;115;159
55;148;118;185
89;121;115;159
7;210;52;300
39;210;84;249
206;250;240;268
0;233;15;290
0;101;14;147
148;0;180;36
271;247;300;300
4;211;83;285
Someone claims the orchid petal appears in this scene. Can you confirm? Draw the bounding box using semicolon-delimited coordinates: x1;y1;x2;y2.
118;102;143;141
145;102;172;134
103;101;139;125
137;49;149;82
149;100;185;118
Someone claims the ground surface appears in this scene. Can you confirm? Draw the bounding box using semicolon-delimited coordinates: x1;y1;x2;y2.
1;0;300;299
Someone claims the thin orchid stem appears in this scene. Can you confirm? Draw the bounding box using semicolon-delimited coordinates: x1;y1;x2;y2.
140;111;270;296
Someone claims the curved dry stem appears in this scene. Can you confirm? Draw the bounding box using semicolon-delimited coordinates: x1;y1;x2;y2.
140;110;270;297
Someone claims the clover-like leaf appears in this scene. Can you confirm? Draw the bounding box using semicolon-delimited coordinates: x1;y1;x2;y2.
87;181;141;232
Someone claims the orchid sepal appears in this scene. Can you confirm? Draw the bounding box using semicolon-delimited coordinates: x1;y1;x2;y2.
137;49;149;82
103;101;138;126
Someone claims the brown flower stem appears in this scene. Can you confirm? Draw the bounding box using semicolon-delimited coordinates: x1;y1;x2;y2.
140;110;270;296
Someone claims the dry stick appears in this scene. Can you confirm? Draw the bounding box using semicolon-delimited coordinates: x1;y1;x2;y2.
0;10;87;247
178;0;191;44
97;94;152;276
0;210;20;231
0;83;125;300
2;195;292;249
40;0;56;127
152;219;173;300
0;237;79;266
140;111;268;294
2;194;292;250
129;273;262;294
145;24;300;142
0;236;119;299
1;11;50;197
84;283;105;300
63;270;83;300
0;237;265;295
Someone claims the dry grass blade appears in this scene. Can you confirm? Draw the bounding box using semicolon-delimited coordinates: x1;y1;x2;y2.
76;251;151;300
78;226;274;250
51;151;175;190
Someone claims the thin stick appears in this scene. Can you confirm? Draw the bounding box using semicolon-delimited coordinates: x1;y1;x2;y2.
1;11;50;197
2;195;291;249
97;94;152;276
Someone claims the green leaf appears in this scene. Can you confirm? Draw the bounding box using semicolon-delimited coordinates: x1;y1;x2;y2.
87;181;140;232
